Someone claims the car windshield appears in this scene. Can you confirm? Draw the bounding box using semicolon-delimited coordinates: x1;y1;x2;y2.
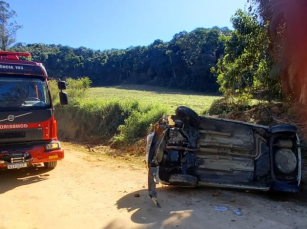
0;76;51;110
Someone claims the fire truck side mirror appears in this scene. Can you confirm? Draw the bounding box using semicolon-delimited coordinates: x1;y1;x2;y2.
59;92;68;106
57;81;67;90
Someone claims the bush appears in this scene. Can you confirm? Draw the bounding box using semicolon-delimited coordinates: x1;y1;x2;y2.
66;77;91;100
206;97;251;115
112;103;166;147
55;98;166;146
48;80;59;104
49;77;91;106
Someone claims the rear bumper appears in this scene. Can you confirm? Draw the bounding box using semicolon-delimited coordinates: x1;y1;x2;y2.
271;181;300;192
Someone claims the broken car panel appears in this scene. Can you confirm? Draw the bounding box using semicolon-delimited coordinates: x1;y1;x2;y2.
146;106;301;207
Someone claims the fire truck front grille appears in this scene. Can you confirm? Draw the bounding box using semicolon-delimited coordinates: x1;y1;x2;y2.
0;152;32;163
0;132;26;139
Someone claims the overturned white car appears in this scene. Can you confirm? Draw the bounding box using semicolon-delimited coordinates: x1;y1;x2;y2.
146;106;301;207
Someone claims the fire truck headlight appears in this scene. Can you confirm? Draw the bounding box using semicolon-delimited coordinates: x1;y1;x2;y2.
45;141;61;151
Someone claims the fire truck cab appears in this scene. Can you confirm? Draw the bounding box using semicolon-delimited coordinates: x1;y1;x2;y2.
0;51;67;170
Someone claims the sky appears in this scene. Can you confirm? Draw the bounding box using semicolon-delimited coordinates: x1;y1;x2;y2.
9;0;247;50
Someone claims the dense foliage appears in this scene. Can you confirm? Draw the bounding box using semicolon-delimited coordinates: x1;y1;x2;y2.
215;9;281;100
252;0;307;105
10;27;230;93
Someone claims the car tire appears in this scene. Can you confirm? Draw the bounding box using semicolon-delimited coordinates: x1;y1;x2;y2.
175;106;200;128
44;161;57;169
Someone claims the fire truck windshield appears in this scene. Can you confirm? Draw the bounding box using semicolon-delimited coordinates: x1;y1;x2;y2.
0;76;51;110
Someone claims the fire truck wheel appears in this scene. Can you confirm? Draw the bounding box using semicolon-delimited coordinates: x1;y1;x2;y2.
44;161;57;169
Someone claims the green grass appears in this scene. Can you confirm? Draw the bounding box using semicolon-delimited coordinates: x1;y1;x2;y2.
52;80;221;146
84;84;221;114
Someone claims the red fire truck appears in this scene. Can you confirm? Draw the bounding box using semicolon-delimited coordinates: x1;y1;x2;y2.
0;51;68;170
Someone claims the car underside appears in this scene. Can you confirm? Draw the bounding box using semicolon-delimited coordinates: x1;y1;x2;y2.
146;106;301;207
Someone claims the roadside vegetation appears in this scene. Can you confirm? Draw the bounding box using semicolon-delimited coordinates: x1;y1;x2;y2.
49;78;168;146
49;78;219;146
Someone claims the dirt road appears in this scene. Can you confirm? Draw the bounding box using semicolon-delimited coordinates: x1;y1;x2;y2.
1;143;306;229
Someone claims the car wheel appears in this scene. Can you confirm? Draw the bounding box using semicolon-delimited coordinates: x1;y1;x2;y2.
44;161;57;169
175;106;200;128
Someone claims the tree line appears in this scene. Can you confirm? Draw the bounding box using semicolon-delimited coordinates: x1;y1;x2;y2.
3;0;305;102
9;27;230;93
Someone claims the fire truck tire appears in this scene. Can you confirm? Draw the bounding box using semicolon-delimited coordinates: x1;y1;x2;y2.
44;161;57;169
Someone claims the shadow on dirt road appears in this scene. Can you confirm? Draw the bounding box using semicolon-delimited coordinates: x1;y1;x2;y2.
105;188;206;229
103;185;307;229
0;167;51;194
